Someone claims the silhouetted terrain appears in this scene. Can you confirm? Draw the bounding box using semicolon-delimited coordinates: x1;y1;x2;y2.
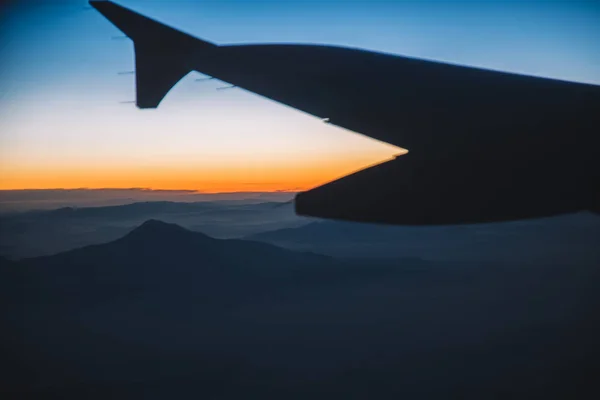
3;220;600;399
248;212;600;264
0;200;308;258
4;200;600;264
0;189;295;212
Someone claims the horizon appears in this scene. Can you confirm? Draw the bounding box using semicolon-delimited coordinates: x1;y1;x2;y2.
0;187;298;212
2;0;599;192
0;187;299;193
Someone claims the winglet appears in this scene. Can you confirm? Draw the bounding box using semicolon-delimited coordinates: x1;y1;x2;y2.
89;1;217;108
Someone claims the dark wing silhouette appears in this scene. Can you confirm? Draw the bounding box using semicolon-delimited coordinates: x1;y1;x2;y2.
90;1;600;224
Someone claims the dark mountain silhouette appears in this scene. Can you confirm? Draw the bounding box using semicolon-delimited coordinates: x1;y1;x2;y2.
0;189;296;213
5;200;289;220
247;213;600;263
0;200;308;259
15;219;335;296
4;220;600;399
27;218;327;270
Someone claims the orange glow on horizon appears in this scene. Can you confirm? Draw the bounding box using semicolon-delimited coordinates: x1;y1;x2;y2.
0;87;405;193
0;152;401;192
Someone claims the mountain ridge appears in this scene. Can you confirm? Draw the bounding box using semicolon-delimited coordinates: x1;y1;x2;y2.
5;221;600;398
0;200;309;259
246;213;600;263
14;219;337;294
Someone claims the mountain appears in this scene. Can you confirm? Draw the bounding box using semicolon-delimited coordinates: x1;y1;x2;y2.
0;189;296;213
4;220;600;399
0;200;309;259
9;200;292;219
24;218;327;271
15;219;335;295
247;213;600;263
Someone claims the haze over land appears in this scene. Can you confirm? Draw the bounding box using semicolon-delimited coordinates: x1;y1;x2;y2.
2;190;599;398
2;193;599;263
3;218;599;398
0;188;295;212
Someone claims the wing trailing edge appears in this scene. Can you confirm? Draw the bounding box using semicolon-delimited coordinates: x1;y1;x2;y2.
295;153;594;225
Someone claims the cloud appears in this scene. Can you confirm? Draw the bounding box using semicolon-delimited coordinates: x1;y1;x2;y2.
0;188;296;212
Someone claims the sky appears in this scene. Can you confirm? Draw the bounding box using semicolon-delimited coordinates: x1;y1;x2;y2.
1;0;599;192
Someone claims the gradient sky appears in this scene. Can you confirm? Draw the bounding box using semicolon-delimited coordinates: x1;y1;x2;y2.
1;0;599;192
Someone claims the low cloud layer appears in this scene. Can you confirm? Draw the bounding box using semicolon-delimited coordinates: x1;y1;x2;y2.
0;188;296;212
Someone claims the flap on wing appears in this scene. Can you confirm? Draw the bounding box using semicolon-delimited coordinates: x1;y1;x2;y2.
295;153;586;225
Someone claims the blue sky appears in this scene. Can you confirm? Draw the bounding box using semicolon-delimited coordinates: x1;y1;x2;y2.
1;0;599;191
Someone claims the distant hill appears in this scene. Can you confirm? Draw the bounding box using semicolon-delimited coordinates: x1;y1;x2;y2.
15;219;335;294
9;200;290;219
247;212;600;263
4;220;600;399
0;189;296;213
0;200;309;259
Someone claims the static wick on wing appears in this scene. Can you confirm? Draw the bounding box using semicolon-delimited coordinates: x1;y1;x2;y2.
216;85;237;91
117;71;135;75
195;77;215;82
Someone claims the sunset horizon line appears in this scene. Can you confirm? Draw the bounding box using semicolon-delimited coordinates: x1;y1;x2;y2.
0;187;301;194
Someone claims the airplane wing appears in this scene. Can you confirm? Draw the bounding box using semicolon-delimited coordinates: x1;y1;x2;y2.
89;1;598;151
90;1;600;224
